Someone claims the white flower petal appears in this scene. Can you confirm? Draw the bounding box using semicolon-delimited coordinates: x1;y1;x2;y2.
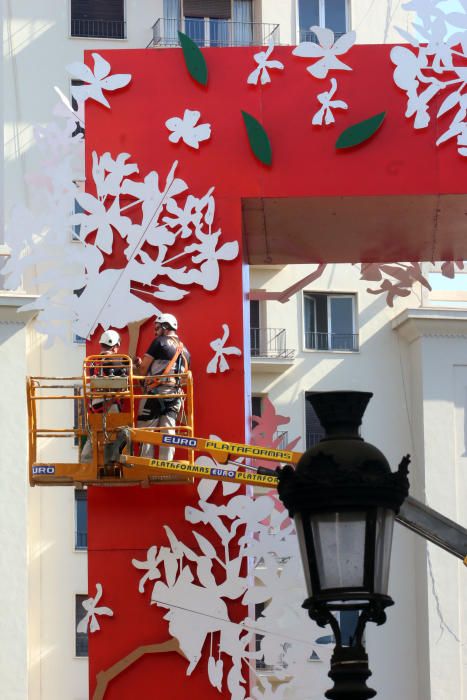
310;25;335;49
184;109;201;126
100;74;132;91
333;30;357;55
166;117;182;132
247;66;261;84
66;60;95;83
92;52;111;80
292;42;323;58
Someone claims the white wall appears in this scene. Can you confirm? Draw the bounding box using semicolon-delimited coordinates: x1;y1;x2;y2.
0;296;37;700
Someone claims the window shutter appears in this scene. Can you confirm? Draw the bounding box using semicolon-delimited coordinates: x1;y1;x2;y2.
71;0;124;20
183;0;231;19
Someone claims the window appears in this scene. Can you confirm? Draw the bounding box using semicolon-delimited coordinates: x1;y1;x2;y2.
251;395;263;429
183;1;253;47
75;489;88;549
75;594;88;656
70;0;125;39
298;0;348;42
303;292;357;351
305;393;326;449
250;300;260;357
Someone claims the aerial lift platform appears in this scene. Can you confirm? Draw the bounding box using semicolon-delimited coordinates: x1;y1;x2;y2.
27;356;467;564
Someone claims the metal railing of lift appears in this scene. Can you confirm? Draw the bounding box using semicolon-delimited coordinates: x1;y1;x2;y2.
71;19;126;39
250;328;295;360
304;332;359;352
149;18;280;48
298;29;345;43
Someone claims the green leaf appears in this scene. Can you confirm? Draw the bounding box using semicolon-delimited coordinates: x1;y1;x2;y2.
241;111;272;166
178;31;208;86
336;112;386;149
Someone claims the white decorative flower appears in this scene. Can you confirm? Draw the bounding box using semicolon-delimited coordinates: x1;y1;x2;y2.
66;52;131;109
165;110;211;149
247;37;284;85
312;78;348;125
77;583;113;634
391;2;467;156
206;324;242;374
292;26;356;79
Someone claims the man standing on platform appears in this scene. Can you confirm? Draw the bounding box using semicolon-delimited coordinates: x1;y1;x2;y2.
137;314;191;460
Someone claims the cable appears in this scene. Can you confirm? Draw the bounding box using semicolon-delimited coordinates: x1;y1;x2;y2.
82;163;180;338
150;598;322;648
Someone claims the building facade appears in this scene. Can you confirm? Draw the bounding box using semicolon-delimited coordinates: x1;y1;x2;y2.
2;2;465;699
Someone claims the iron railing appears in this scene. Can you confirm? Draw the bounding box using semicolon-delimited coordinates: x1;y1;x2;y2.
298;29;345;43
274;430;289;450
304;332;359;352
71;19;126;39
306;430;325;450
251;328;295;359
149;18;280;48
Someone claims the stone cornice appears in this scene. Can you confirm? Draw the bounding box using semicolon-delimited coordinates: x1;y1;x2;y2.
392;307;467;343
0;293;39;323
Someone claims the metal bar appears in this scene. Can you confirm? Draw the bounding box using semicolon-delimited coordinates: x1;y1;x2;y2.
120;455;280;489
126;428;301;465
396;496;467;563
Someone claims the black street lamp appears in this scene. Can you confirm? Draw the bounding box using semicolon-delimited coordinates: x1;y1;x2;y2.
277;391;410;700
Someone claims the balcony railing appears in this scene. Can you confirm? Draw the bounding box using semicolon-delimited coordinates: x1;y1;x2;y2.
304;332;359;352
251;328;295;360
298;29;345;43
306;430;325;450
149;18;280;48
71;18;126;39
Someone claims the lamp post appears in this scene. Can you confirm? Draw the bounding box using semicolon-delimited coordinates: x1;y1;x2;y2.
277;391;410;700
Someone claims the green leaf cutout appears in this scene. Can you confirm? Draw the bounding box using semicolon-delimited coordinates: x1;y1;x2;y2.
336;112;386;149
178;31;208;86
241;111;272;166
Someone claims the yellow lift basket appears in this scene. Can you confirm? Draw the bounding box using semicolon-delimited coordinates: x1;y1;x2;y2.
27;355;195;486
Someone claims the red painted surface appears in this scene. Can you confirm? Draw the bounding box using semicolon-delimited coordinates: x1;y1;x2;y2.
86;44;464;698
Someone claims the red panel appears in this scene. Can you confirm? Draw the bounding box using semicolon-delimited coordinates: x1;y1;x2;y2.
86;44;463;698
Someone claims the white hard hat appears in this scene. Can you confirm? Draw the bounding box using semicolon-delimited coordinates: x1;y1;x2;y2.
158;313;178;331
99;329;121;347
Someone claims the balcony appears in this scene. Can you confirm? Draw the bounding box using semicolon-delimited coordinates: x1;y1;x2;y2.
71;18;126;39
251;327;295;373
304;332;359;352
298;29;345;43
148;18;280;48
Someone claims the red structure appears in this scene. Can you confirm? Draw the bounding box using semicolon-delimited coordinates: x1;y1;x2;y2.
86;44;465;697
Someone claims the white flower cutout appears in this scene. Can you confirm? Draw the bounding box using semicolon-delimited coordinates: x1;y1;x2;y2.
247;37;284;85
66;52;131;109
166;110;211;150
77;583;113;634
312;78;348;125
206;324;242;374
292;26;356;79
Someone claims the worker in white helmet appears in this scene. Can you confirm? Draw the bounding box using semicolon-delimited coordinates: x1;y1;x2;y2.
81;329;127;462
137;313;191;460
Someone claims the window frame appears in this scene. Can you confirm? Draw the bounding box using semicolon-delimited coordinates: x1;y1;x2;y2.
74;488;88;550
75;593;89;657
295;0;350;43
326;293;356;351
302;291;358;353
69;0;127;41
